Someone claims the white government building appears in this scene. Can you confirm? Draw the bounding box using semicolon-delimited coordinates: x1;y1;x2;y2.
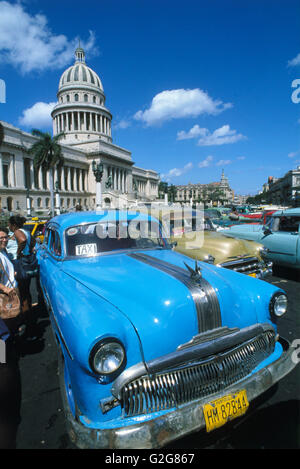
0;46;159;214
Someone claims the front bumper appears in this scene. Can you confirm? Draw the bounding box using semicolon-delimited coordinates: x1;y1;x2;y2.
257;261;273;279
63;337;297;449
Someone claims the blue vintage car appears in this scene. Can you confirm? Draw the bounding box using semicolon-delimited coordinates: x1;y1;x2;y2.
221;208;300;270
37;210;296;449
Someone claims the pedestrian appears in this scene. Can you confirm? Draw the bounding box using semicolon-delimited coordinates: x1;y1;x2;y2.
0;229;21;448
0;226;23;334
8;216;36;326
0;316;21;449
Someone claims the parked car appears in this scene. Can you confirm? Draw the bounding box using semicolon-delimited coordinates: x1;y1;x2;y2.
162;209;272;278
221;208;300;270
37;210;296;449
244;210;277;226
204;208;256;228
23;217;48;243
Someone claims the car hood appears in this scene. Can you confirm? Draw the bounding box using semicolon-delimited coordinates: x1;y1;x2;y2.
61;249;267;362
174;231;262;264
222;224;264;234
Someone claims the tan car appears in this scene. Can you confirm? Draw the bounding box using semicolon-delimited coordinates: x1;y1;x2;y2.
160;208;272;278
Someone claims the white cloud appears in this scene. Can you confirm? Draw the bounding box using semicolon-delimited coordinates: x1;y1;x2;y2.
288;53;300;67
0;1;97;74
134;89;232;126
161;162;193;180
216;159;232;166
236;156;246;160
178;124;246;146
177;124;207;140
19;101;56;128
197;125;246;146
114;119;131;130
198;155;213;168
288;151;298;158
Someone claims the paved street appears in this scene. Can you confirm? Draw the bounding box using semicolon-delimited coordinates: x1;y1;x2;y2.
14;269;300;450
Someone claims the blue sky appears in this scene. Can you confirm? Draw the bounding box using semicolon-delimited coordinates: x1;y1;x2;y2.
0;0;299;195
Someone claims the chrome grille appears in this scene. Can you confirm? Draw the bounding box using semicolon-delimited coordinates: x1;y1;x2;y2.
121;330;275;417
220;256;261;275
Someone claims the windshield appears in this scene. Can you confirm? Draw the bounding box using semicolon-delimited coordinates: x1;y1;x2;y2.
205;210;222;219
65;220;167;257
164;215;215;235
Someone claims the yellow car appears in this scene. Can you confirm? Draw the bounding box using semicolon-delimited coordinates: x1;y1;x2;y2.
23;217;47;243
142;207;272;278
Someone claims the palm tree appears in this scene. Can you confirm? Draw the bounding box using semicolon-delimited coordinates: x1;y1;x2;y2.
28;129;65;217
0;123;4;147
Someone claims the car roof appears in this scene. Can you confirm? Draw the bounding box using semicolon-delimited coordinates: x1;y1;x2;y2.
49;210;154;230
273;207;300;217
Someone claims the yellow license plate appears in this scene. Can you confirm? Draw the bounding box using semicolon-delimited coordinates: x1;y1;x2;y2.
203;390;249;432
248;273;256;277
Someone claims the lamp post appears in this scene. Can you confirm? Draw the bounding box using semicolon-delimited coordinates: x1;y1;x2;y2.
55;181;61;215
160;182;168;205
92;160;104;210
26;188;31;217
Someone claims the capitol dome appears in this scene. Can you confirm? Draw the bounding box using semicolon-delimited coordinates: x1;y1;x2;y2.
52;46;112;145
58;47;104;92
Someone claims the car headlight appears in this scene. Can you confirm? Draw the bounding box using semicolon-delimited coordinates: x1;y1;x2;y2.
89;338;126;377
269;292;288;318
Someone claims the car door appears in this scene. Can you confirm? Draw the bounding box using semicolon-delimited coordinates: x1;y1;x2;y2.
261;215;300;266
38;226;63;308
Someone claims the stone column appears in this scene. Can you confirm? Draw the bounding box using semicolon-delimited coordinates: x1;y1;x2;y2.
37;166;42;190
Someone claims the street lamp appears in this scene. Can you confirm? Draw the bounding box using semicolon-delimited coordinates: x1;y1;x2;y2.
160;182;168;205
92;160;104;210
55;181;61;215
26;188;31;217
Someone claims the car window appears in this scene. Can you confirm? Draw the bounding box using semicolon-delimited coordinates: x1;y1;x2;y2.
168;215;214;235
205;210;221;219
43;227;51;246
278;216;300;233
49;230;62;256
65;220;167;258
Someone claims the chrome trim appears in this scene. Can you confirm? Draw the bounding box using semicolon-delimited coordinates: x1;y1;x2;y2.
120;327;276;417
111;323;273;401
127;252;221;333
60;336;297;449
220;256;270;276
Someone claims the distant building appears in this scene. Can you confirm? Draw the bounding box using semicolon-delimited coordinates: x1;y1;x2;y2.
0;46;159;214
175;169;234;205
266;166;300;206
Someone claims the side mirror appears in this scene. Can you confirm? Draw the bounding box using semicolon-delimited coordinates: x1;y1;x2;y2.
263;226;272;235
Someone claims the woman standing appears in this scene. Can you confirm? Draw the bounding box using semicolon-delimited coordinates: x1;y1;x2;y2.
0;227;21;448
8;216;35;315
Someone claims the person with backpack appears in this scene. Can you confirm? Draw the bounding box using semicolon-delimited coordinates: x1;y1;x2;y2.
8;216;38;334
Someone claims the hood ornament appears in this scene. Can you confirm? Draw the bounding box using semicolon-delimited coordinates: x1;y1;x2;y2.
184;260;202;281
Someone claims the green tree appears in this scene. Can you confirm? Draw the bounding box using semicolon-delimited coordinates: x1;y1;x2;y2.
168;184;177;203
28;129;65;216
